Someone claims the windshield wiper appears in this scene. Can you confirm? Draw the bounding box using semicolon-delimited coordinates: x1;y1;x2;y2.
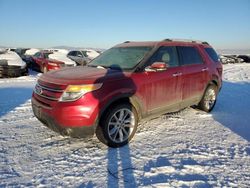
96;65;106;69
88;64;108;69
87;64;97;67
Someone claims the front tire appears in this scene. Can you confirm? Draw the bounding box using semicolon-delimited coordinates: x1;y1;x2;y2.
198;84;217;112
97;103;138;148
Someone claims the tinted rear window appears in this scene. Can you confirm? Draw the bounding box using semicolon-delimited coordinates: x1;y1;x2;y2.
178;46;203;65
205;48;219;62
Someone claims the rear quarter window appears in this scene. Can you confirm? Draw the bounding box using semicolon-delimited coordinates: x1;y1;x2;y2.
205;48;219;62
178;46;203;65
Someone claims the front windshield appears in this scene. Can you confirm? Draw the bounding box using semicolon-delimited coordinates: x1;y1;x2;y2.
81;51;88;57
89;46;152;70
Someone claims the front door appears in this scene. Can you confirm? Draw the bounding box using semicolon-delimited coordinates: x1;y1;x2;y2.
134;46;183;114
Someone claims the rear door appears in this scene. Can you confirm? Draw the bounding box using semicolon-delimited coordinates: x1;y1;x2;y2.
177;46;209;105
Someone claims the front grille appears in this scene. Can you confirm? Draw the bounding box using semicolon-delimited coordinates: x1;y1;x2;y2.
38;79;66;90
34;82;64;102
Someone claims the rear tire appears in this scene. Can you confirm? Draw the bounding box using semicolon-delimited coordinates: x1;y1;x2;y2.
96;103;138;148
198;84;217;112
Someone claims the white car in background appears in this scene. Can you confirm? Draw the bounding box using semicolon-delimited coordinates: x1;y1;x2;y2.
0;49;28;77
67;49;100;65
24;48;40;56
83;49;100;59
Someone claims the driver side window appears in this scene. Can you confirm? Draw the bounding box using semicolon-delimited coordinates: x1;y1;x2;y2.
148;46;179;67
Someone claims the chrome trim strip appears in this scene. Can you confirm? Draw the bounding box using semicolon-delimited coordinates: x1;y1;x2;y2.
34;89;59;101
37;83;64;92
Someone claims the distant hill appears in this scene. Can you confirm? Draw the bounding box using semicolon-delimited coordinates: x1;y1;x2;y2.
52;46;106;52
217;49;250;55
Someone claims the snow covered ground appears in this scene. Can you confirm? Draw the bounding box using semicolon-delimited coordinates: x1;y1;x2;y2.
0;64;249;187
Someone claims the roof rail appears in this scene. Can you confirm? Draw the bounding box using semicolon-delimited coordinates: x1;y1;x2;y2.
124;41;130;43
202;41;209;45
163;39;172;42
162;38;209;45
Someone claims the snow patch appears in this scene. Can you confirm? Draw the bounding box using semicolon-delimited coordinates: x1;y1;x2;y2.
24;49;40;56
0;64;249;187
49;52;76;65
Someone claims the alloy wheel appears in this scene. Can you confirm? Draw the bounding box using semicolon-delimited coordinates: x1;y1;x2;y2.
107;108;135;143
204;88;216;110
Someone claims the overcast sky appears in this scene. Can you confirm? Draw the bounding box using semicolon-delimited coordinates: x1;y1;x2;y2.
0;0;250;49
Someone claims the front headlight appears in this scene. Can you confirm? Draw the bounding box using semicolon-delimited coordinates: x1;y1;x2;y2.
59;83;103;102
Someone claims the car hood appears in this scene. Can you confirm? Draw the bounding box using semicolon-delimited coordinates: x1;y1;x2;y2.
49;52;76;65
0;51;26;67
39;66;130;85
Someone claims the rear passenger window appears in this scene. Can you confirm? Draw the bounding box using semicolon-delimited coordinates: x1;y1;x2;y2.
148;46;179;67
178;46;203;65
205;48;219;62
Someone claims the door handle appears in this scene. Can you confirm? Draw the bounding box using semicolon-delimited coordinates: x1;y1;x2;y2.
172;72;182;77
202;67;208;72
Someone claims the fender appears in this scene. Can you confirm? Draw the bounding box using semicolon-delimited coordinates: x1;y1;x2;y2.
98;93;145;123
211;74;222;90
203;76;220;95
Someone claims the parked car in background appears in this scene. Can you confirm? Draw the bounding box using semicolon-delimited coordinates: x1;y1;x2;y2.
0;49;28;77
67;50;91;65
22;48;40;66
32;39;222;147
49;52;76;68
25;48;40;56
12;48;30;58
237;55;250;63
220;55;243;64
82;49;100;59
30;51;76;73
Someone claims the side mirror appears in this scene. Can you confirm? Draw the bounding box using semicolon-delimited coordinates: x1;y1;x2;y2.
145;62;168;72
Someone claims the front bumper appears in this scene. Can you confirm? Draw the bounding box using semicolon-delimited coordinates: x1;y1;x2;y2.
31;96;97;138
0;65;28;77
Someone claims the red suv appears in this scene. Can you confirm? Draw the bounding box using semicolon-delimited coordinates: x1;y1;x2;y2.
32;39;222;147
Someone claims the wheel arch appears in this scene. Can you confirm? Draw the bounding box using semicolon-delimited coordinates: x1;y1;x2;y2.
98;94;144;124
204;73;220;91
210;79;218;86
